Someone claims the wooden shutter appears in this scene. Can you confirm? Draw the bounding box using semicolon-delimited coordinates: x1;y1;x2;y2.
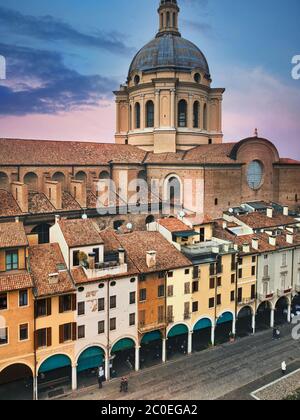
59;296;63;313
72;323;77;341
46;298;52;316
72;294;77;311
47;328;52;347
34;330;39;350
59;325;64;344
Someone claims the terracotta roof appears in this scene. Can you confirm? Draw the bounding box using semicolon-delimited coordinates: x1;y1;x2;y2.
61;192;81;211
158;218;194;233
0;272;33;293
28;192;55;214
0;222;28;249
278;158;300;165
29;243;75;297
236;212;297;229
0;138;146;165
184;214;213;226
0;190;23;217
116;231;191;273
58;218;103;247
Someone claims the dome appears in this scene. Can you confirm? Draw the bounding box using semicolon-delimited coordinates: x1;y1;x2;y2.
128;33;210;79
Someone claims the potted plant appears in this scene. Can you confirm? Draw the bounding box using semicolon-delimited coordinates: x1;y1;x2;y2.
79;251;88;268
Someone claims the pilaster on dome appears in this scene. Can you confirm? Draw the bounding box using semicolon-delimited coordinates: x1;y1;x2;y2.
157;0;181;38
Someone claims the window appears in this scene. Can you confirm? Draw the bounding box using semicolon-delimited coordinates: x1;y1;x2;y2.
282;253;287;267
199;228;205;242
19;324;28;341
193;101;200;128
192;302;199;313
78;302;85;316
73;250;80;266
98;321;105;335
59;294;74;313
135;102;141;129
252;256;256;264
203;104;207;130
217;294;222;306
110;295;117;309
217;277;222;287
134;74;140;86
251;266;256;277
251;285;256;300
110;318;116;331
36;298;51;318
158;306;164;323
247;160;264;190
0;327;8;345
209;298;215;309
158;285;165;298
194;73;201;83
62;323;72;342
36;328;51;348
230;291;235;302
237;288;243;304
146;101;154;128
238;268;243;279
167;305;174;322
129;313;136;326
78;325;85;339
192;281;199;293
215;198;218;206
98;298;105;312
168;271;174;278
0;294;7;311
140;289;147;302
263;265;269;278
93;248;100;264
185;269;190;275
184;302;190;318
167;285;174;297
193;266;199;279
5;250;18;271
184;282;191;295
231;274;235;284
209;278;215;289
129;292;136;305
178;100;187;127
158;272;165;279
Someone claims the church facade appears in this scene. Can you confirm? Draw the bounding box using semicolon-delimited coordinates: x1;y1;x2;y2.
0;0;299;232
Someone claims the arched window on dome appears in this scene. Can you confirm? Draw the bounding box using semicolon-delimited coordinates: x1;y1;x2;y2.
193;101;200;128
203;103;208;130
146;101;154;128
178;100;187;128
166;12;170;28
172;12;176;28
135;102;141;129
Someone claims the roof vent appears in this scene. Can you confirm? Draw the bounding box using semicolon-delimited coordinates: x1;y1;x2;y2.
146;251;157;269
48;273;59;285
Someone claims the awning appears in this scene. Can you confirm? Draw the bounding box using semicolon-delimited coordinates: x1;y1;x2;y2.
168;324;189;338
217;312;233;325
39;355;71;373
77;347;104;373
194;318;212;331
173;231;196;238
141;331;162;345
112;338;135;353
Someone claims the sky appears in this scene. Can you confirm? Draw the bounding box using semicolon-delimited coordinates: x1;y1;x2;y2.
0;0;299;158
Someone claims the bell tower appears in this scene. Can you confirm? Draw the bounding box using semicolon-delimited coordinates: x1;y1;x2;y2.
157;0;181;38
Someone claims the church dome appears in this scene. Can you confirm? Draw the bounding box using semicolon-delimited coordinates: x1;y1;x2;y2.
128;33;210;78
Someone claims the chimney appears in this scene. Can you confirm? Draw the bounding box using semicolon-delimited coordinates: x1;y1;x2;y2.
44;179;62;210
269;235;277;246
118;248;126;265
70;179;87;208
283;206;289;216
88;253;96;270
266;207;273;218
223;243;230;252
55;215;60;224
286;234;294;244
243;243;250;253
15;216;20;223
48;273;59;285
252;237;259;250
146;251;157;269
222;220;228;229
11;182;28;213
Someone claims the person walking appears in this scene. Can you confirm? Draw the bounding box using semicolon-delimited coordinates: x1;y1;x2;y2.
120;377;125;393
98;366;105;389
281;361;287;376
123;377;128;393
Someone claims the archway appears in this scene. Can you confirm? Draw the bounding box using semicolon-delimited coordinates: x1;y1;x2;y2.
38;354;72;398
0;363;33;400
31;223;51;244
140;331;162;369
145;215;155;228
164;175;182;210
24;172;38;192
52;172;66;190
215;312;234;345
0;172;9;191
99;171;110;180
292;294;300;316
75;171;87;184
256;301;272;331
192;318;212;352
167;324;189;360
275;296;289;325
77;346;105;389
236;306;253;338
110;338;135;378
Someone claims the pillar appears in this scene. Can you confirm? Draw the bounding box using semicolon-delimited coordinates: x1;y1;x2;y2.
288;304;291;323
170;88;176;128
130;99;134;131
105;356;110;382
33;375;38;401
116;101;120;133
188;94;193;129
211;323;215;346
252;313;256;335
232;315;236;336
155;89;160;129
162;338;167;363
140;94;145;130
72;365;77;391
270;308;275;328
135;346;140;372
188;331;193;354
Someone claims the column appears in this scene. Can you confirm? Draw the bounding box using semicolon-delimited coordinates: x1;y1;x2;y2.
135;346;140;372
130;99;134;131
72;365;77;391
188;94;193;129
116;101;120;133
252;313;256;335
162;338;167;363
211;323;216;346
170;88;176;128
154;89;160;129
140;94;145;130
232;315;236;336
270;308;275;328
105;356;110;382
287;304;291;323
188;331;193;354
33;375;38;401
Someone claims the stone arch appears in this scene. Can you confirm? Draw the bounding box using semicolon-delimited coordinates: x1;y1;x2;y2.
192;316;213;331
163;174;183;207
75;171;87;183
52;172;66;190
37;353;73;373
0;361;34;376
23;172;38;192
0;172;9;190
0;363;33;399
31;223;51;244
99;170;110;180
110;336;138;355
167;322;190;337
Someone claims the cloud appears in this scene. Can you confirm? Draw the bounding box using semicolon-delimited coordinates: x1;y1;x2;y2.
0;43;116;116
182;19;214;37
0;6;134;56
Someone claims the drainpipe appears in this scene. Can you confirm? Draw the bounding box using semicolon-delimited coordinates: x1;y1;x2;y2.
106;279;110;381
33;299;38;401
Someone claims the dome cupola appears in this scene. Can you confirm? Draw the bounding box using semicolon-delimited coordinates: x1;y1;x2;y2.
157;0;181;38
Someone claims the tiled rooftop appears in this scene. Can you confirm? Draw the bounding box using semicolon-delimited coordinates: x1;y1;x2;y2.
236;212;297;229
0;221;28;249
58;218;104;248
0;272;33;293
0;190;23;217
158;218;194;233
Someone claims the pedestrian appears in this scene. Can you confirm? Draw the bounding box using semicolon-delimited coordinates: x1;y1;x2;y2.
124;377;129;393
120;377;125;393
98;366;105;389
281;361;287;375
276;328;281;340
272;328;277;340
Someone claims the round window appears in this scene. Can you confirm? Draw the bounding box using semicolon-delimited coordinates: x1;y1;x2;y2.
247;160;264;190
134;75;140;85
78;287;85;293
130;278;136;283
194;73;201;83
98;283;105;289
110;281;116;287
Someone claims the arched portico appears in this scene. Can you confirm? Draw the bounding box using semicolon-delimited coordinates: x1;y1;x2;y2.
192;317;212;352
110;337;137;378
37;354;72;398
236;306;254;337
215;311;235;345
76;346;106;389
140;330;163;369
256;301;273;331
0;363;33;400
275;296;291;325
167;323;190;360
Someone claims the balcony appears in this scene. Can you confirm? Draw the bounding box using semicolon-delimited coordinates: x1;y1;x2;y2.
138;320;166;334
83;262;128;280
184;312;191;320
237;298;256;306
277;288;293;297
258;292;274;302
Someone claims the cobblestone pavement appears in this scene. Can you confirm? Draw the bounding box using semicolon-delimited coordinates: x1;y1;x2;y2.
64;324;300;401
